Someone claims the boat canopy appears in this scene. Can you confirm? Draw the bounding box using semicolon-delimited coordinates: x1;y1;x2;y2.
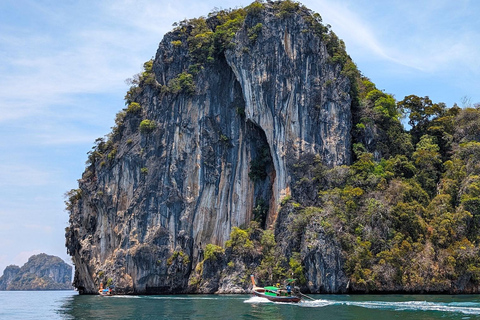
264;286;279;291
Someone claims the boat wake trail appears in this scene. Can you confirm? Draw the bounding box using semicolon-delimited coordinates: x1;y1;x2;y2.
300;299;480;315
244;296;272;304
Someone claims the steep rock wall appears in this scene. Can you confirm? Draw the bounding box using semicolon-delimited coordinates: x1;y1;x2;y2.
66;2;352;294
226;8;351;225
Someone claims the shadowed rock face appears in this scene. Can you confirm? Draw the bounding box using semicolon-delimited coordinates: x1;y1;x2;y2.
66;2;352;294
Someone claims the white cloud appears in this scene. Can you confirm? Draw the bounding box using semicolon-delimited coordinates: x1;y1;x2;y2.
309;1;398;63
304;0;480;106
0;0;257;149
310;0;480;75
0;6;150;123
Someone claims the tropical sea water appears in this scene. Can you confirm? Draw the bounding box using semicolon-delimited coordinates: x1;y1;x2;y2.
1;291;480;319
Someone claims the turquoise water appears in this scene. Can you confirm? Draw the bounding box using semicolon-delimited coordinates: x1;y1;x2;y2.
1;291;480;319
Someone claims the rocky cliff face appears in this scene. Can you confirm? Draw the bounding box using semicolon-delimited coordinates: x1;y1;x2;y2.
0;254;72;290
66;1;353;294
0;265;20;290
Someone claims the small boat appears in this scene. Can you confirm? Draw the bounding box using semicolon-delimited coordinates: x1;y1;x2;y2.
250;275;301;303
98;283;114;296
99;288;113;296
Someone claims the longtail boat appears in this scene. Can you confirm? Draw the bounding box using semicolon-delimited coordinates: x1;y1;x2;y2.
98;283;114;296
250;275;301;303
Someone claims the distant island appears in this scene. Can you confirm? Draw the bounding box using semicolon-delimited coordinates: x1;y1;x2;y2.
0;253;73;290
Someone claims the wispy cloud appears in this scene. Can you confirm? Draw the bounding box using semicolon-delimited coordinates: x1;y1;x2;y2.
309;1;400;64
0;0;260;148
307;0;480;105
0;4;149;123
311;0;480;75
0;38;131;122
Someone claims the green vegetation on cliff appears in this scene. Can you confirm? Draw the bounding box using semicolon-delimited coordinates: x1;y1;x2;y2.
189;222;305;291
290;74;480;292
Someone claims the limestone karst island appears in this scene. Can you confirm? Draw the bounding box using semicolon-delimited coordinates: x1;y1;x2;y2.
0;254;72;291
65;0;480;295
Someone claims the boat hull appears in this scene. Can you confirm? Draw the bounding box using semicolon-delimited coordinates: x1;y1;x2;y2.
253;290;301;303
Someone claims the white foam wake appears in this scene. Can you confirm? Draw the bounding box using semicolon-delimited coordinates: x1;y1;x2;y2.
299;298;480;315
244;296;271;304
245;295;480;315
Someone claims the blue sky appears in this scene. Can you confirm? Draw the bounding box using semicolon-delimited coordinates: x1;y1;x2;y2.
0;0;478;274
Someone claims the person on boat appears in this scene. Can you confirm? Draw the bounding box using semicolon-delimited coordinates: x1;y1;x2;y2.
286;284;292;296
